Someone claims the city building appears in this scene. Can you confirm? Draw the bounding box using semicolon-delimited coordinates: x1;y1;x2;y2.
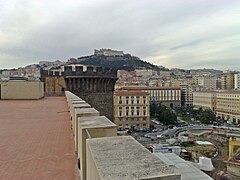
180;84;202;107
193;91;216;112
234;73;240;90
216;91;240;124
121;86;181;108
113;90;150;129
221;72;235;90
197;75;217;90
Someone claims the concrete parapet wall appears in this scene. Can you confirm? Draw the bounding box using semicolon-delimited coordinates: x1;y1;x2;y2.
0;81;44;100
65;91;181;180
86;136;180;180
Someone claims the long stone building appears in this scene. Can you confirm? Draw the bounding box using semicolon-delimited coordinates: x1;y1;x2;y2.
41;66;118;121
121;86;181;108
193;90;240;124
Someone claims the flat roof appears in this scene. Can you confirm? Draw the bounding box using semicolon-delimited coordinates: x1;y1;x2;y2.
114;90;149;95
87;136;180;180
122;86;181;90
154;153;213;180
0;97;79;179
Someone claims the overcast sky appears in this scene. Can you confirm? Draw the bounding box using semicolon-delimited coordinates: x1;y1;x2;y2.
0;0;240;70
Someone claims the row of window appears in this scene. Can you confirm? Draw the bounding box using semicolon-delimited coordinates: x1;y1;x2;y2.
118;96;147;104
117;117;147;121
118;111;147;117
118;123;147;128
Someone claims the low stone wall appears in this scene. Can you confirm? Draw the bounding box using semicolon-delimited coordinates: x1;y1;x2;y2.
65;91;181;180
0;81;44;100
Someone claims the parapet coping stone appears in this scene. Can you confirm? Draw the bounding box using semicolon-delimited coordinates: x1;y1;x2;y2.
72;103;91;108
87;136;180;180
75;108;99;116
79;116;116;129
71;100;87;104
70;98;83;102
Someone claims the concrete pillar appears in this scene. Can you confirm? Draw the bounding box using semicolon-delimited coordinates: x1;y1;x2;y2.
78;116;117;180
74;108;99;154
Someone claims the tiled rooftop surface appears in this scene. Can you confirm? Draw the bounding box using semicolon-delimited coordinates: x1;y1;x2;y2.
0;97;79;180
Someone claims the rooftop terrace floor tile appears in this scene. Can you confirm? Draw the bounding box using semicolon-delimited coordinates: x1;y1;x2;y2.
0;97;79;180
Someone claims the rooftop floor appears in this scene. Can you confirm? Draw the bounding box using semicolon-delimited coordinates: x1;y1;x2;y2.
0;97;79;180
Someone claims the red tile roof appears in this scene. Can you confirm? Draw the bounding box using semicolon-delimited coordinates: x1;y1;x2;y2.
0;97;79;180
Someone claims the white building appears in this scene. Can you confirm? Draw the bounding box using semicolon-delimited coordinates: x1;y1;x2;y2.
234;73;240;90
197;75;217;90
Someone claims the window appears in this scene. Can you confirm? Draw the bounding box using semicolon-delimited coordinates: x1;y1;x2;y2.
136;107;140;116
119;107;122;117
126;107;129;116
126;96;129;104
119;96;122;104
131;107;134;116
136;96;140;104
143;96;146;104
143;106;146;116
131;96;134;104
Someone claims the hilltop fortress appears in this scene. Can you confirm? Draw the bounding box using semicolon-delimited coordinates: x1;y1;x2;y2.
94;48;124;57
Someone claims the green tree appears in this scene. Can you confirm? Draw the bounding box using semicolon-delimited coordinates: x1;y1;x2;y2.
150;103;177;125
199;109;216;124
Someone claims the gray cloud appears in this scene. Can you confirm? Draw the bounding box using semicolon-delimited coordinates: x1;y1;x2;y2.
0;0;240;70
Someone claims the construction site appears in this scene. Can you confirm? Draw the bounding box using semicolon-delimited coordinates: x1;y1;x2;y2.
135;126;240;180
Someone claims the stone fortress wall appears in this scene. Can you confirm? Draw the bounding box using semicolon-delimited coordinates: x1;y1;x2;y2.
41;66;118;121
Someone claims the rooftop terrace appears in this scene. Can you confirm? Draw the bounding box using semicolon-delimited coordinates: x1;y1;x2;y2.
0;97;78;179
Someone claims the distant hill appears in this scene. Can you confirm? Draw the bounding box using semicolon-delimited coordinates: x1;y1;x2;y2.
73;54;165;71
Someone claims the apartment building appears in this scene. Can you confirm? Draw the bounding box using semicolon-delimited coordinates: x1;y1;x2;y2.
114;90;150;129
197;75;217;90
121;86;181;108
221;72;235;90
234;73;240;90
216;91;240;124
193;90;240;124
193;91;216;111
180;85;202;107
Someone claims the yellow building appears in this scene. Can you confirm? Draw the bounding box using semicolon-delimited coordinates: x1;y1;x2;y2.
114;90;150;130
193;91;216;112
216;91;240;124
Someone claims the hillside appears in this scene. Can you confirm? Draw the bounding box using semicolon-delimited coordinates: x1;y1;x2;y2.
75;54;164;71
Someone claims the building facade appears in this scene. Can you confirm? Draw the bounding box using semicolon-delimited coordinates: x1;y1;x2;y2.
193;91;216;112
180;85;202;107
197;75;217;90
114;90;150;129
216;91;240;124
234;73;240;90
221;72;235;90
193;90;240;124
121;86;181;108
